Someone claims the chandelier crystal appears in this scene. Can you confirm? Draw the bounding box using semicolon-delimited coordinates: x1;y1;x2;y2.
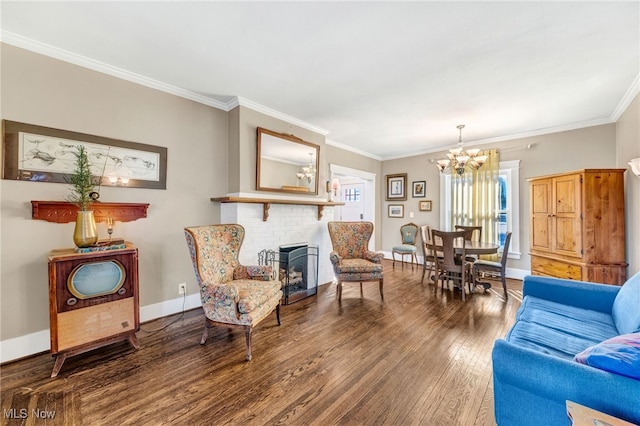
296;152;316;184
436;124;488;175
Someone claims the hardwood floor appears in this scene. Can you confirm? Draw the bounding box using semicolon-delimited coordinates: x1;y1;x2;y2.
1;260;522;425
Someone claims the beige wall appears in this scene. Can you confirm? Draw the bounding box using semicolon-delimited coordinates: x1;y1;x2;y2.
1;44;228;342
381;124;619;272
616;94;640;275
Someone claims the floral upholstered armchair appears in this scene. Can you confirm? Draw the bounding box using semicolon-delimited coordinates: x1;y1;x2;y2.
327;221;384;301
184;224;282;361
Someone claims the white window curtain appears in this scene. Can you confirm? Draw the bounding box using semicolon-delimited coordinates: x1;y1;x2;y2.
449;149;500;256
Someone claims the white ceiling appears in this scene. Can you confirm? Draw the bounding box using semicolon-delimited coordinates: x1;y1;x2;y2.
1;1;639;160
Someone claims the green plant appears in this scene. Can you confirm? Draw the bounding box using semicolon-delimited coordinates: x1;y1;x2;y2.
67;145;97;211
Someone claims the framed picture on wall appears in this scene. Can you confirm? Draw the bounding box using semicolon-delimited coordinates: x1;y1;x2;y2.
388;204;404;218
385;173;407;201
412;180;426;198
419;200;432;212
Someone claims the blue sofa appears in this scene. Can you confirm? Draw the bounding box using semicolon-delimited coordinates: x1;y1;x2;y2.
492;271;640;425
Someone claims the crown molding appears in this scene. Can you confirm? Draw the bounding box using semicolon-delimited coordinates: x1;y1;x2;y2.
325;138;382;161
0;30;229;110
227;97;330;136
611;72;640;121
382;117;615;161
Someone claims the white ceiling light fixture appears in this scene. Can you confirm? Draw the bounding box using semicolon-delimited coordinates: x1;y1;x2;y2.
296;152;316;184
628;158;640;179
435;125;488;175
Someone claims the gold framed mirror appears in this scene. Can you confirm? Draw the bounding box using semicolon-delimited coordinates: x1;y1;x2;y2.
256;127;319;195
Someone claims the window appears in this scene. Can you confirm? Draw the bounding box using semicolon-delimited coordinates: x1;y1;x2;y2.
343;187;361;202
440;160;520;258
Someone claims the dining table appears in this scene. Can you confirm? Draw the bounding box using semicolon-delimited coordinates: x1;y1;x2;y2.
453;240;500;256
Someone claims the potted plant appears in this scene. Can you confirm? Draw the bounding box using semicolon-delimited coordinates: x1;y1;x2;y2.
67;145;99;247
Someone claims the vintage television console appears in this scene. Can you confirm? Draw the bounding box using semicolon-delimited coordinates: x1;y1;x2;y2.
48;243;139;377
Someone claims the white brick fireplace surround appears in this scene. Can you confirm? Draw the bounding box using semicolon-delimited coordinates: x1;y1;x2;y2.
220;202;335;285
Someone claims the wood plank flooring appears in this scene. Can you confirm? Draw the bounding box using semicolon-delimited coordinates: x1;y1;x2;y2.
1;260;522;425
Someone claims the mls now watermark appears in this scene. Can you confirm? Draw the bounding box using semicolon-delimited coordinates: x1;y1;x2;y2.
4;408;57;419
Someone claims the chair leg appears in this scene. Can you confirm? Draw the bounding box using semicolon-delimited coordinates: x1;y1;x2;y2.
337;281;343;301
200;321;211;345
392;252;396;268
379;278;384;300
275;304;281;325
244;326;253;361
360;282;363;296
501;274;508;300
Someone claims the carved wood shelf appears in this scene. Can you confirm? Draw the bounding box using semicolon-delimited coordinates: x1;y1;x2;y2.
210;196;344;221
31;201;150;224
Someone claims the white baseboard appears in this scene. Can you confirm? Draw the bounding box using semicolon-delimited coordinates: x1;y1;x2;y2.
0;294;202;364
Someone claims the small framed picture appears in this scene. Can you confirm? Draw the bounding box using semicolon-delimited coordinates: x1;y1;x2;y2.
419;200;432;211
388;204;404;218
385;173;407;201
412;180;426;198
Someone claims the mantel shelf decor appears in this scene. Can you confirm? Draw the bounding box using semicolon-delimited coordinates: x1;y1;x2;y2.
210;196;344;221
32;201;149;224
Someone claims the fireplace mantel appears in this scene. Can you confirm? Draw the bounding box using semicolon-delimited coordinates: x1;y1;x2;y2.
211;196;344;221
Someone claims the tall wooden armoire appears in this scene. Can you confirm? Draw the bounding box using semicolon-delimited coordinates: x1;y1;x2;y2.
528;169;627;285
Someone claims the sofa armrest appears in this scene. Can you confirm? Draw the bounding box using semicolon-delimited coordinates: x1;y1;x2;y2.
365;251;384;263
234;265;273;281
492;339;640;424
522;275;620;313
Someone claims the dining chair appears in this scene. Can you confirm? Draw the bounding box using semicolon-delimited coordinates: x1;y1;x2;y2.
455;225;483;262
420;225;436;284
473;232;512;299
392;222;419;269
431;230;472;301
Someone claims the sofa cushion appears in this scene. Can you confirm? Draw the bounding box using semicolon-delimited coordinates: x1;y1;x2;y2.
506;296;619;359
612;271;640;335
574;333;640;380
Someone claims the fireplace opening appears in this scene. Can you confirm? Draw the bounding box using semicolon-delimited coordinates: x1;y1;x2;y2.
258;243;318;305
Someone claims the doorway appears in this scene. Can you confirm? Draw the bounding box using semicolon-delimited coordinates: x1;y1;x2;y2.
329;164;376;249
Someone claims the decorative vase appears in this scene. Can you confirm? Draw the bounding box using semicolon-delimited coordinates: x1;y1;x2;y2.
73;211;98;248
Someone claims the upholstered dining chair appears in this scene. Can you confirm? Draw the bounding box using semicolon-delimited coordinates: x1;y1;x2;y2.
184;224;282;361
392;222;419;268
327;221;384;302
431;229;472;301
473;231;512;299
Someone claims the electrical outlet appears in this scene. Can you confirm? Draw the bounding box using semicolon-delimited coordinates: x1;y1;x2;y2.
178;283;187;295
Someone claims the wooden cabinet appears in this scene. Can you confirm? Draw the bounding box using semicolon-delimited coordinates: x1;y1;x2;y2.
48;243;140;377
529;169;627;285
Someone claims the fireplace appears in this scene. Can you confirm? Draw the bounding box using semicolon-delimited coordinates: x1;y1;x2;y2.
259;243;318;305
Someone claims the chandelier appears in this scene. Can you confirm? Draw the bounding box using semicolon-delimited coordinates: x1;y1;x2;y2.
296;152;316;184
436;124;488;175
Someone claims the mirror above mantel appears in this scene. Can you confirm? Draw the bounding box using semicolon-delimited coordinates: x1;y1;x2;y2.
256;127;320;195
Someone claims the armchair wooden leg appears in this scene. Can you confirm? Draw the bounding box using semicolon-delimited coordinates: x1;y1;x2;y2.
200;321;211;345
360;282;363;296
275;304;281;325
244;326;253;361
379;278;384;300
337;281;343;301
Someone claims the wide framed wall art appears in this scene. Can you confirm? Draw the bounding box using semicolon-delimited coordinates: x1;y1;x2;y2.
2;120;167;189
385;173;407;201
